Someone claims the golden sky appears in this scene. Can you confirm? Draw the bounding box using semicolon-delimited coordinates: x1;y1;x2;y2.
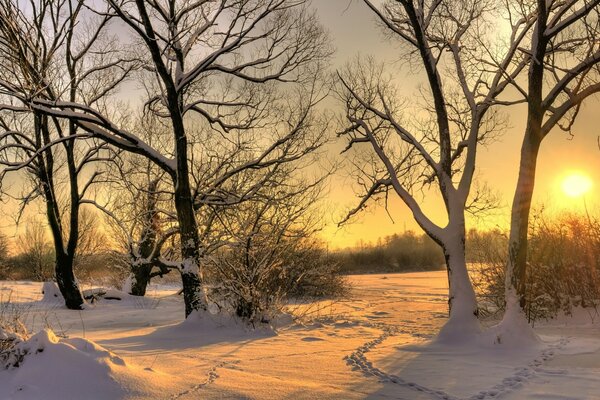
1;0;599;251
316;0;600;248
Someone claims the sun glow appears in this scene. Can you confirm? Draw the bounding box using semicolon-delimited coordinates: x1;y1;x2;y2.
561;172;593;198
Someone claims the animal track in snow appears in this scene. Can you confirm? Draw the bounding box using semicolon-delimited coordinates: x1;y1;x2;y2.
170;359;240;399
344;323;459;400
467;337;570;400
345;321;570;400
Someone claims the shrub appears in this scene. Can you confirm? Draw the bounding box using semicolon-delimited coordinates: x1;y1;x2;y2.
0;293;28;369
469;210;600;322
333;231;445;274
209;236;346;325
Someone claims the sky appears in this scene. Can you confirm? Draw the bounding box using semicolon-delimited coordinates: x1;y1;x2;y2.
1;0;599;251
313;0;600;248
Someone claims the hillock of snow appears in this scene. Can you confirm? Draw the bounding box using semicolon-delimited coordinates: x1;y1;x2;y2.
0;329;177;400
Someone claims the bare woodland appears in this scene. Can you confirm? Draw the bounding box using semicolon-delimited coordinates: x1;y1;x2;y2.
0;0;599;345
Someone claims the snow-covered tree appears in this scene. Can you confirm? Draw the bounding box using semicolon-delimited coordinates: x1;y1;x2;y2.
0;0;331;317
504;0;600;318
104;107;332;300
0;0;131;308
338;0;534;340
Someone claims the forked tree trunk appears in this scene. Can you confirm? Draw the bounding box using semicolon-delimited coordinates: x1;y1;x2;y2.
36;114;84;310
424;200;480;342
492;8;549;347
128;180;160;297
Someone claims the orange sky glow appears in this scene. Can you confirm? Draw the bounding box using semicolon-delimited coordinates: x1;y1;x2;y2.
0;0;599;251
315;1;600;249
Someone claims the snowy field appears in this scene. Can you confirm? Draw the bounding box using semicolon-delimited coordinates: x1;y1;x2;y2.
1;272;600;400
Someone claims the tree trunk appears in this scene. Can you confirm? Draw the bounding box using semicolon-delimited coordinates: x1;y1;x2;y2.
505;126;543;312
35;114;84;310
129;264;153;296
495;133;543;345
436;213;480;342
504;4;547;314
128;180;160;297
174;184;205;317
180;266;203;317
55;252;84;309
171;113;205;317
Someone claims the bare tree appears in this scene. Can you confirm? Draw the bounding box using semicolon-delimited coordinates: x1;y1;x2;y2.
16;218;53;281
504;0;600;316
338;0;534;339
0;0;131;308
103;151;176;296
1;0;332;317
125;177;169;295
102;104;332;299
208;171;330;324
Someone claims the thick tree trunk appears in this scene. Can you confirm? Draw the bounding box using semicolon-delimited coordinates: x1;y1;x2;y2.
135;1;205;316
417;189;480;342
129;264;153;296
492;7;547;346
180;267;203;317
495;133;543;345
174;183;205;317
171;111;205;317
55;252;84;309
445;243;479;319
436;242;481;341
435;210;480;342
504;3;547;315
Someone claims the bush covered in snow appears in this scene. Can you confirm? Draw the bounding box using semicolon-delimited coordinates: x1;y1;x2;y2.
208;236;346;324
205;186;348;327
0;296;28;369
470;210;600;322
0;327;25;369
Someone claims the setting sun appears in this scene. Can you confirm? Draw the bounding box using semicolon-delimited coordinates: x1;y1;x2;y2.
561;172;593;198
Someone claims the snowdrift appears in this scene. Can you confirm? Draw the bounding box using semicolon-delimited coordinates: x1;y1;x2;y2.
0;329;177;400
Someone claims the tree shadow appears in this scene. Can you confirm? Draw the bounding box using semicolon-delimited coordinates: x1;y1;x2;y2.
98;312;277;352
344;337;552;400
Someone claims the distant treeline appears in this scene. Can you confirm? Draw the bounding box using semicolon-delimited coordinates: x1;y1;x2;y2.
332;231;445;274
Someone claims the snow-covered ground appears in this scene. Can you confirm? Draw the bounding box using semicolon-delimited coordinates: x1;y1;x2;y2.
1;272;600;399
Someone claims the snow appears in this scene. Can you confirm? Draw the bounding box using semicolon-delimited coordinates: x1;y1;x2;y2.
121;276;133;294
1;329;178;400
485;291;540;348
1;272;600;399
40;282;62;303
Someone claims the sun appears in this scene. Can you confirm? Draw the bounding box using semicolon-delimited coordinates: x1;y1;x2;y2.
561;172;593;198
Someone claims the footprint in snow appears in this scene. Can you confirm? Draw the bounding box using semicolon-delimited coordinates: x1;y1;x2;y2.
301;336;325;342
372;311;390;316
